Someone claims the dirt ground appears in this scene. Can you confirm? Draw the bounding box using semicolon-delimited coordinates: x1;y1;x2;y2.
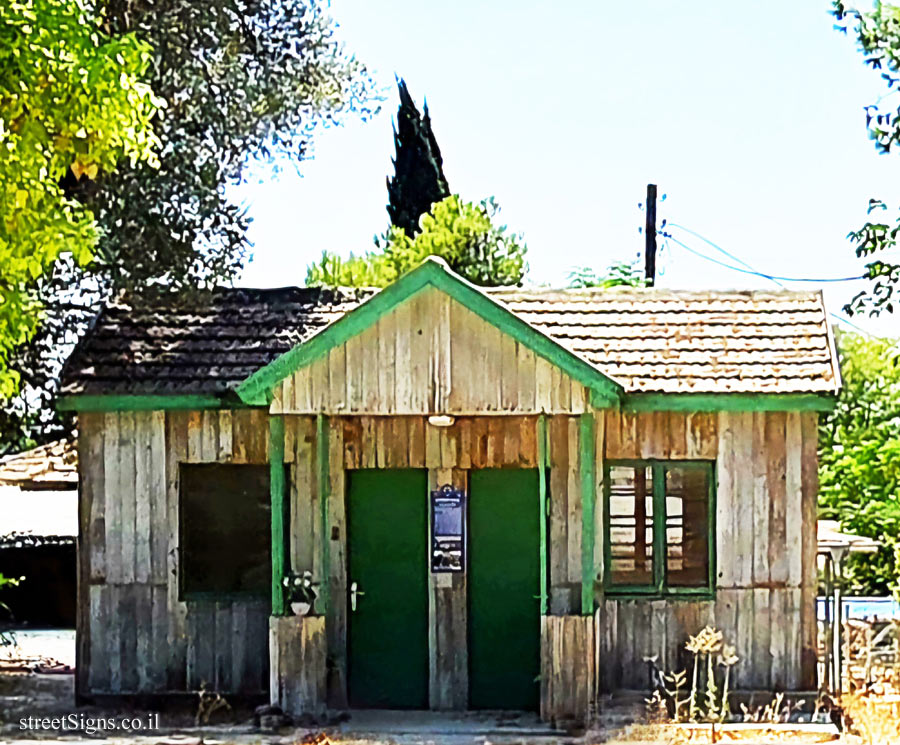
0;671;876;745
0;671;590;745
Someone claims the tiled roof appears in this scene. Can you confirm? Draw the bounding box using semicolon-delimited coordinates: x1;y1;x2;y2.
0;440;78;489
60;284;839;397
60;287;373;396
488;288;839;394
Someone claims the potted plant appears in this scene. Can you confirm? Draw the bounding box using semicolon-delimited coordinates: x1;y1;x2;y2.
282;571;318;616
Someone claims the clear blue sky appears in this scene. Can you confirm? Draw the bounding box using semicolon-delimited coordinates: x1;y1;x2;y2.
229;0;900;337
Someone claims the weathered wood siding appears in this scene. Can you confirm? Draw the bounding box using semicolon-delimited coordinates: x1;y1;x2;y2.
77;409;270;696
269;615;327;716
597;410;819;692
77;403;818;700
270;288;590;416
540;615;596;727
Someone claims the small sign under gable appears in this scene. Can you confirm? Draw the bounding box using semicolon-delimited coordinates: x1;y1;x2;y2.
431;484;466;573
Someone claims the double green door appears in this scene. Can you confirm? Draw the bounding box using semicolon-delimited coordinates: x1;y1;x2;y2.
468;468;541;711
346;467;541;711
347;469;429;708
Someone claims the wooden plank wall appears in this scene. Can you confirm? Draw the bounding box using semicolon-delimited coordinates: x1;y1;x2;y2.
285;413;585;708
540;615;595;727
78;405;818;698
271;288;590;416
77;409;271;696
597;410;819;692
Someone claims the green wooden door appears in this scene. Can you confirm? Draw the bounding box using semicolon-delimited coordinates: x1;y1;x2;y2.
468;468;541;710
347;469;428;708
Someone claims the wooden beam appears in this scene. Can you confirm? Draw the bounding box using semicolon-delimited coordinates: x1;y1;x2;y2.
537;415;549;616
622;392;837;413
58;394;230;412
579;412;595;615
317;413;330;614
269;415;287;616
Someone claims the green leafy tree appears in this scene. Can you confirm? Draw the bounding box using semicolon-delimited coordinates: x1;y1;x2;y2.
833;2;900;316
1;0;375;453
568;260;647;288
818;330;900;595
0;0;161;401
386;79;450;238
306;195;527;288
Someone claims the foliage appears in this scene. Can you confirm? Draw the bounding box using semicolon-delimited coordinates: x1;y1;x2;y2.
0;572;23;645
819;330;900;595
833;2;900;316
1;0;376;453
568;260;647;288
306;195;527;288
0;0;161;402
386;78;450;238
647;626;738;724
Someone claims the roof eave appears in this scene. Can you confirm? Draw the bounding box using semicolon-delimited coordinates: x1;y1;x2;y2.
620;391;838;413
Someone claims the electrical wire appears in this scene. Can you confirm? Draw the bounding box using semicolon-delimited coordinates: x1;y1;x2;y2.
663;234;864;283
660;228;875;336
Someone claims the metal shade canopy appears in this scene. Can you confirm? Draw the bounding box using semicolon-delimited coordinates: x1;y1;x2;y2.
816;520;882;695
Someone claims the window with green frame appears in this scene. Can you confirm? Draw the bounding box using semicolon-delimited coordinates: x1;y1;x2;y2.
603;460;715;597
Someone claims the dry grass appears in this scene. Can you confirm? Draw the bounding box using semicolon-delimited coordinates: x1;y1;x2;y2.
841;689;900;744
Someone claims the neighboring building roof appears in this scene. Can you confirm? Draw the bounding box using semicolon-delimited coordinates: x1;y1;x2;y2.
817;520;881;554
0;441;79;541
0;440;77;490
59;265;840;399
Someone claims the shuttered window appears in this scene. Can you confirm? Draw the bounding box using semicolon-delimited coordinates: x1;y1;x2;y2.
179;464;272;598
604;460;714;597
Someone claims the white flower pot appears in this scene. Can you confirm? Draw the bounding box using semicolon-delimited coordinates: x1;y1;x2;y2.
291;601;311;617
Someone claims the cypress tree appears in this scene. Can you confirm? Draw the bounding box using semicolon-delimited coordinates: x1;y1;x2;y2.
386;79;450;237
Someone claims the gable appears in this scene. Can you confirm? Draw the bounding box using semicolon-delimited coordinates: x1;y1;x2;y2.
269;286;599;415
239;258;623;413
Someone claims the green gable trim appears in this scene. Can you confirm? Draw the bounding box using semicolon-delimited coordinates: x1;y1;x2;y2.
235;257;624;407
621;392;837;413
57;394;234;412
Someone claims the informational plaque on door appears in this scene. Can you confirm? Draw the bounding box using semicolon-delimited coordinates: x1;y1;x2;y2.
430;484;466;573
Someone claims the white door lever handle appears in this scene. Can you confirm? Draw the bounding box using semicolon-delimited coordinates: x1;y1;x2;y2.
350;581;365;611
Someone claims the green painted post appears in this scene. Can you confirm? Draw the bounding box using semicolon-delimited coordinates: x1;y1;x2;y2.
652;464;666;595
579;412;595;615
317;413;330;614
269;415;287;616
537;415;549;616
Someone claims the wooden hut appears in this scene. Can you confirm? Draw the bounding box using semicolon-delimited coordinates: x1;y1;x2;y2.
58;257;839;721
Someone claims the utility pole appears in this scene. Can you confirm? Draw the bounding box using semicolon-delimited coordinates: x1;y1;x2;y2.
644;183;657;287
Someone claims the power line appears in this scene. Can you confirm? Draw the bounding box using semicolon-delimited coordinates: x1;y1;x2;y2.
661;227;875;336
663;233;864;283
667;223;760;273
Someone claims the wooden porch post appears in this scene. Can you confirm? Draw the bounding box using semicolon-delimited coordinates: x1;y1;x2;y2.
537;414;549;616
316;413;330;614
270;414;288;616
580;411;596;615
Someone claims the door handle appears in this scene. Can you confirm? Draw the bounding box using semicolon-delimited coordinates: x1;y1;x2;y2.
350;581;366;611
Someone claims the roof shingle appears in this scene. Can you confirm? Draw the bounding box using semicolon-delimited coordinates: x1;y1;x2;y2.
60;285;838;397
